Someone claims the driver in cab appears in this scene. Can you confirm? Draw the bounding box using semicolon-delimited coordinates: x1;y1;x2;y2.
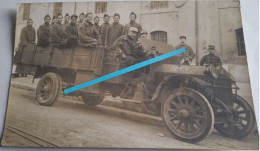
112;27;147;66
200;45;222;67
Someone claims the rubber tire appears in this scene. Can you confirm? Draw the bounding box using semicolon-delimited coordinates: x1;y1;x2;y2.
161;87;214;143
214;95;256;139
36;73;62;106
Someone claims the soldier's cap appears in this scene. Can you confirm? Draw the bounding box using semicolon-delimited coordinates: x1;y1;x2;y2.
207;45;215;50
44;15;51;20
65;13;70;17
85;12;93;17
79;12;85;16
104;14;110;18
130;12;137;18
57;13;63;18
179;36;186;39
129;27;138;33
27;18;33;23
71;14;78;19
141;30;148;35
94;16;99;20
114;13;120;18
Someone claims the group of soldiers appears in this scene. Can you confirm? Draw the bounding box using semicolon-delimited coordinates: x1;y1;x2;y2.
19;11;221;67
19;11;149;65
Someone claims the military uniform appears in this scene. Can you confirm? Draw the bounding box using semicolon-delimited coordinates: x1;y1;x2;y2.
50;22;65;44
200;54;222;66
124;21;142;35
112;35;146;66
175;43;195;64
37;23;50;47
63;22;70;29
78;21;100;47
105;22;124;47
65;22;78;48
200;45;222;66
94;24;100;33
20;25;36;45
99;23;111;46
77;20;84;30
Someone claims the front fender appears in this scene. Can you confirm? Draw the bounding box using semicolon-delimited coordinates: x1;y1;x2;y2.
150;75;211;102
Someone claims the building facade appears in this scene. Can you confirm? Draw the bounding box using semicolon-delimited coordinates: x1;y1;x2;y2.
15;0;245;65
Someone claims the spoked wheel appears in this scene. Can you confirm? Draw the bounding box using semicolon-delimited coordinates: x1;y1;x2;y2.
214;95;256;139
82;93;104;106
36;73;62;106
161;88;214;143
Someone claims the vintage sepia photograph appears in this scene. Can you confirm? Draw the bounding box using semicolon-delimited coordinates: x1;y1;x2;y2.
0;0;258;149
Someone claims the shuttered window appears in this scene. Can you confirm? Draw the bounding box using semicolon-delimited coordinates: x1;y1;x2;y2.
23;3;31;20
151;31;167;43
151;1;168;9
95;2;107;14
235;28;246;56
53;2;63;17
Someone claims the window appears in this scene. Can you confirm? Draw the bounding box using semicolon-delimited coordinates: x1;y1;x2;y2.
151;31;167;43
95;2;107;14
151;1;168;9
23;3;31;20
53;2;63;17
235;28;246;56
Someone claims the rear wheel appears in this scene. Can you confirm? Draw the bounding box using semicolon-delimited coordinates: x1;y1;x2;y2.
214;95;256;139
36;73;62;106
161;88;214;143
82;93;104;106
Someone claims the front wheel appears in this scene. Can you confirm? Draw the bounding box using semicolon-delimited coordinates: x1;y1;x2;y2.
161;88;214;143
36;73;62;106
81;93;104;106
214;95;256;139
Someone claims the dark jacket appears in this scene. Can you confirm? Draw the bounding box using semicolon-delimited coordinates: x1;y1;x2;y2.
63;22;70;29
200;53;222;66
124;21;142;35
65;23;78;47
20;25;36;45
105;22;124;47
112;35;146;65
77;20;84;29
78;21;100;46
50;22;65;44
37;23;50;47
94;24;100;32
99;23;111;45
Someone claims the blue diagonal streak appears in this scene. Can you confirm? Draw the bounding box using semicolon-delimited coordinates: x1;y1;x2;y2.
64;47;185;94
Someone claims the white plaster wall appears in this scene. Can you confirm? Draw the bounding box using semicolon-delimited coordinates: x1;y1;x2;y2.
140;12;179;47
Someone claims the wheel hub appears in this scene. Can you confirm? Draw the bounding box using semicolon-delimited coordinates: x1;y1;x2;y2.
178;109;189;119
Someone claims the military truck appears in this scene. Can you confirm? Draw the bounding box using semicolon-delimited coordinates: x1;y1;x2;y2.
14;39;256;143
